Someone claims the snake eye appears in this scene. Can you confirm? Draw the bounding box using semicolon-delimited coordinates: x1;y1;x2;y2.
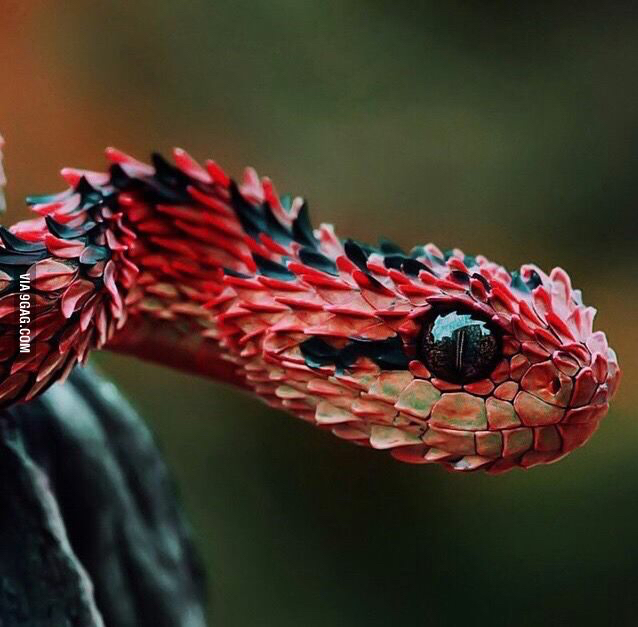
418;308;501;384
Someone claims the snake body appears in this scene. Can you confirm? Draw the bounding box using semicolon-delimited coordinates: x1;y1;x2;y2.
0;140;620;472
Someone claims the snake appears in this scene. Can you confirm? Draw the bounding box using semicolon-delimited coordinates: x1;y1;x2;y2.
0;136;621;473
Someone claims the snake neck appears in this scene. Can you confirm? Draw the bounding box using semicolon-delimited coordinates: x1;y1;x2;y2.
3;147;344;400
106;149;344;385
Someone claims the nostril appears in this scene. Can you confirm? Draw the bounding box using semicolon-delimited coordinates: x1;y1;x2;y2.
550;377;561;395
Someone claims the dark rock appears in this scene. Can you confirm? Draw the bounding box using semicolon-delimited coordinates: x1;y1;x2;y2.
0;366;207;627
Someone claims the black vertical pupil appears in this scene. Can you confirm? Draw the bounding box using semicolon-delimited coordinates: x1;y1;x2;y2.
418;309;501;383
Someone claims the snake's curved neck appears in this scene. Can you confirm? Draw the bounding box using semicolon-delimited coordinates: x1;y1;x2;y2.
108;317;247;387
102;149;332;386
1;144;338;402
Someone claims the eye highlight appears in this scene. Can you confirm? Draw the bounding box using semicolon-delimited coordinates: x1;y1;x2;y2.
418;309;501;384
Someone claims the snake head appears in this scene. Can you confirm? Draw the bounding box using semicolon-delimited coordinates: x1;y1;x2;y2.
256;234;620;473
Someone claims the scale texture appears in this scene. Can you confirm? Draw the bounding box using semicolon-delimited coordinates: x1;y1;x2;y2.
0;141;621;472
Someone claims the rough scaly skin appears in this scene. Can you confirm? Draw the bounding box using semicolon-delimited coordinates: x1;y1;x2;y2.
0;141;621;473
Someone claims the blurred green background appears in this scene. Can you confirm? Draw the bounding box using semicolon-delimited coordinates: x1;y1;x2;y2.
2;2;637;625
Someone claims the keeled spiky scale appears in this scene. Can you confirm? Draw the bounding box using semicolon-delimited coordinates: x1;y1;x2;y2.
0;141;621;473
